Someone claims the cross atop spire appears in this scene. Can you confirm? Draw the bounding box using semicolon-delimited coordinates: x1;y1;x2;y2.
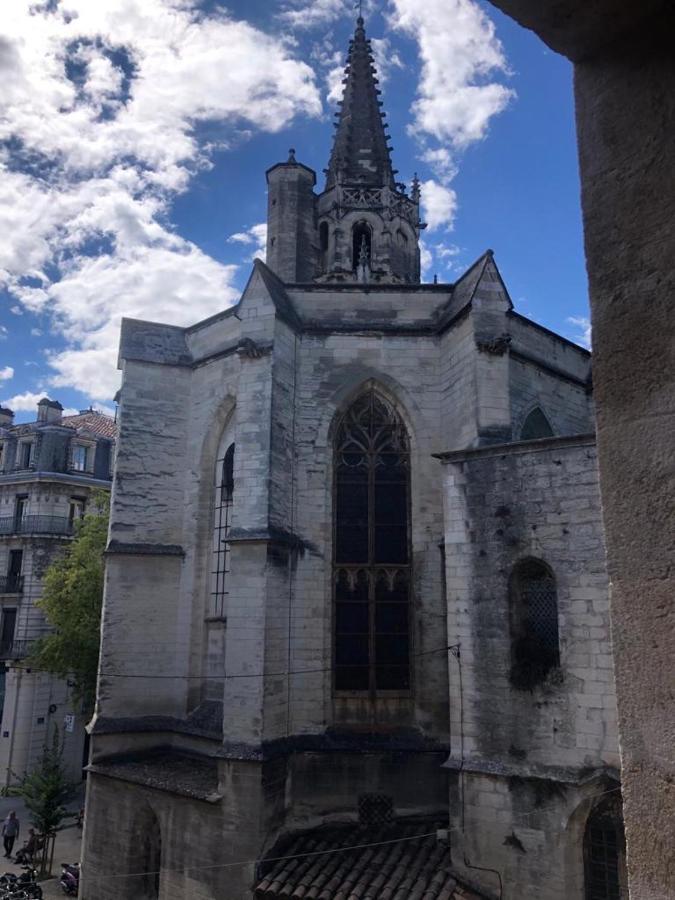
325;15;395;191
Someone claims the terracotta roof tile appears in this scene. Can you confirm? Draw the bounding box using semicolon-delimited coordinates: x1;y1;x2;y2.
255;823;486;900
61;411;117;439
6;411;117;440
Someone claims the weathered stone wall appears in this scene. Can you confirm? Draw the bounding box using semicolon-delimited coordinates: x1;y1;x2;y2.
441;436;618;899
81;760;283;900
86;259;608;898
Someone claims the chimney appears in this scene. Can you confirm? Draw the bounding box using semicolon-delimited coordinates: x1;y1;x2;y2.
0;407;14;427
37;398;63;424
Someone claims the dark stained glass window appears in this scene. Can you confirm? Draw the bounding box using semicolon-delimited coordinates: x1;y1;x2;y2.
211;442;234;618
584;797;627;900
333;390;410;693
509;558;560;689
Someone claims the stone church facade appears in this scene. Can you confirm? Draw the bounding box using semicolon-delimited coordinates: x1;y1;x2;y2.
82;18;625;900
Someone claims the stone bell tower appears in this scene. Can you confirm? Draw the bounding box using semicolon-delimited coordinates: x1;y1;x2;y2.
265;16;424;284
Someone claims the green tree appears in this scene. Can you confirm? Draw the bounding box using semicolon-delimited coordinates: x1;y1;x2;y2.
30;490;109;712
12;730;75;837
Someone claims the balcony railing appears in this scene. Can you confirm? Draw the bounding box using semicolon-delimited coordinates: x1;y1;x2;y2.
0;640;34;660
0;575;24;594
0;515;74;537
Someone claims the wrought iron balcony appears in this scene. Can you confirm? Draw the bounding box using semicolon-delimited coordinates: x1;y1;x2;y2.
0;575;23;594
0;639;33;660
0;515;74;537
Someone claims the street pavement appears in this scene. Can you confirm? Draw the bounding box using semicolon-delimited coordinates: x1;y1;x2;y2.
0;788;83;895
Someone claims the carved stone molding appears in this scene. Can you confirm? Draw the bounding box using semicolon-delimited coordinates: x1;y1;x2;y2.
475;333;512;356
235;337;272;360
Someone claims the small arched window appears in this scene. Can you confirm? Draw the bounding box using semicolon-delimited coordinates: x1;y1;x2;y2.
509;558;560;689
584;796;627;900
352;222;372;270
319;221;329;253
221;442;235;502
131;806;161;898
333;389;411;693
212;440;235;618
520;407;554;440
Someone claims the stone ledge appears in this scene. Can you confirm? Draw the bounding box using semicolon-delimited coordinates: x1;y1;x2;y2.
434;432;596;463
88;749;221;802
105;540;185;557
442;754;620;785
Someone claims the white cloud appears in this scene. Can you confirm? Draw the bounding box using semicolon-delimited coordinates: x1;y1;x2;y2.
0;0;322;402
370;37;404;86
0;391;47;412
10;306;22;316
0;326;7;339
228;223;267;261
0;367;13;382
567;315;592;349
419;239;433;280
389;0;514;148
420;179;457;231
281;0;352;29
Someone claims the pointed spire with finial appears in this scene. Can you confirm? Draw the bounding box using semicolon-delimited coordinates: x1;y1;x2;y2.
325;14;395;190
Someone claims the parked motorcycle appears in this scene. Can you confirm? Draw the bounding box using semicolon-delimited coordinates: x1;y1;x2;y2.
59;862;79;896
0;866;42;899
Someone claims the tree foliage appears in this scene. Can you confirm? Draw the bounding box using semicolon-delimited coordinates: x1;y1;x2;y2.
30;491;109;711
12;730;75;837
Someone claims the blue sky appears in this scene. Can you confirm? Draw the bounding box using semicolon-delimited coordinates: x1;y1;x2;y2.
0;0;589;422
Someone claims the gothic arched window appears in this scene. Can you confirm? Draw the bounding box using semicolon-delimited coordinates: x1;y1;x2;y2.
320;221;329;252
509;558;560;689
333;390;411;693
584;796;627;900
520;407;554;440
352;222;372;270
212;441;235;618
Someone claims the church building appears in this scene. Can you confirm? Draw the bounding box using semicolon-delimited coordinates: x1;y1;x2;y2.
81;17;625;900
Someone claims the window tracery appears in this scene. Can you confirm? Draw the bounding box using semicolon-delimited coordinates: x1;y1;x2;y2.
333;390;410;693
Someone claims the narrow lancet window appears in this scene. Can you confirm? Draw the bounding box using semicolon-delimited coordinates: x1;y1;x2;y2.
509;558;560;689
333;390;411;693
352;222;372;271
584;797;627;900
211;440;235;618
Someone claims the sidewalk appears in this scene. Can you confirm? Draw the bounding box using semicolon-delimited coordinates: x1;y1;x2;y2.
0;790;83;896
0;825;81;896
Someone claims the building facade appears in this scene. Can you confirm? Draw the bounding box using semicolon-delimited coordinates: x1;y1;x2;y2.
0;399;116;784
81;17;625;900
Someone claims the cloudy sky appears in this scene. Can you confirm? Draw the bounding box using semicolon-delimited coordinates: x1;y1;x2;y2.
0;0;590;421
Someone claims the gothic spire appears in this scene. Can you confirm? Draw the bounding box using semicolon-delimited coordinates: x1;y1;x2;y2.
325;16;395;190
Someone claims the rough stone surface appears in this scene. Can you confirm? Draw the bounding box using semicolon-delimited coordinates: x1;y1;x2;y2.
440;437;618;899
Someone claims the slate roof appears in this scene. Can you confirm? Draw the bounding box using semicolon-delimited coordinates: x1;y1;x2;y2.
255;822;485;900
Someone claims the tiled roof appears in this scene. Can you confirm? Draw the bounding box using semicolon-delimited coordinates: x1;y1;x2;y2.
255;822;485;900
61;411;117;439
5;411;117;440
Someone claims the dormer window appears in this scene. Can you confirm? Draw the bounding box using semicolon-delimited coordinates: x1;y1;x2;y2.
71;444;89;472
17;440;34;470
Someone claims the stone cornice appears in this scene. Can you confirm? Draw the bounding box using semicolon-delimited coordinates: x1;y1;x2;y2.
105;540;185;557
434;432;596;463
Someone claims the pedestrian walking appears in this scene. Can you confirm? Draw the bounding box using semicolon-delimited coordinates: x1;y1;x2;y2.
2;811;20;858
